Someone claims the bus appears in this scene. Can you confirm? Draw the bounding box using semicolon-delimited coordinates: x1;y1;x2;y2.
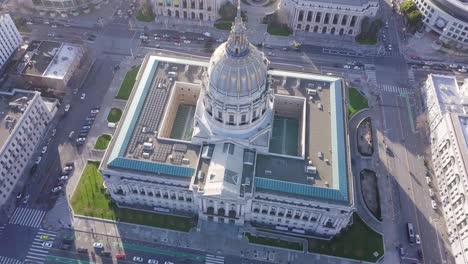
407;223;415;243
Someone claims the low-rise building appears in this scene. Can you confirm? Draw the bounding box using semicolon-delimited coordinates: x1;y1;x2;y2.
413;0;468;48
0;89;57;207
29;0;106;17
14;41;84;95
278;0;379;36
0;14;22;70
423;74;468;263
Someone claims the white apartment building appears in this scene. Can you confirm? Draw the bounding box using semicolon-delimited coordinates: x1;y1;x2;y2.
0;89;57;207
413;0;468;48
151;0;231;22
0;14;22;70
279;0;379;36
424;74;468;263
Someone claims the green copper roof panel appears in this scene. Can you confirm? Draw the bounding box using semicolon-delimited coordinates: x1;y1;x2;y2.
109;157;194;177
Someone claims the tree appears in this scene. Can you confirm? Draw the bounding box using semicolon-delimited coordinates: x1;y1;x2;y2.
400;0;417;14
407;10;422;27
219;2;237;21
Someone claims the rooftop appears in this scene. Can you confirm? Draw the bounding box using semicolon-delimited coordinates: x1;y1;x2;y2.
0;89;37;153
430;0;468;23
43;44;81;79
291;0;378;8
103;55;351;203
17;41;80;79
428;74;468;114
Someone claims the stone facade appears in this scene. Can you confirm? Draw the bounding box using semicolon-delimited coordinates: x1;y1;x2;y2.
279;0;378;36
151;0;231;22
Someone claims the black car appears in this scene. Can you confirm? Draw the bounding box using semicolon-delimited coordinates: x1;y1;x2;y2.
417;249;423;259
77;248;88;254
101;251;111;257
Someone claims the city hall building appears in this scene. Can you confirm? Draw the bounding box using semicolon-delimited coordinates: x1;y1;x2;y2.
100;5;354;238
278;0;379;36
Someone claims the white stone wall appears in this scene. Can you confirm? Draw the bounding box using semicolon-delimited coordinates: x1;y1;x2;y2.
279;0;378;36
414;0;468;48
151;0;230;22
0;91;53;206
0;14;22;70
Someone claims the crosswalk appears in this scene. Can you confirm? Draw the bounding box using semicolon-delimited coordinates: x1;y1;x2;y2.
24;229;57;264
408;68;416;84
0;256;23;264
9;208;46;228
379;84;414;95
205;254;224;264
365;69;377;86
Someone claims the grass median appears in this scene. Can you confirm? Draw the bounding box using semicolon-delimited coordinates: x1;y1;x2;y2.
245;232;303;251
70;161;196;232
107;108;123;123
116;65;141;100
348;87;368;117
94;134;112;150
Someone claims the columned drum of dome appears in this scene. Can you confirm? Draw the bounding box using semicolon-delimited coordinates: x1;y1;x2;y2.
193;1;273;148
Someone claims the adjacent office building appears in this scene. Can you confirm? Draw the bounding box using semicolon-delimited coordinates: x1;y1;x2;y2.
423;74;468;264
0;89;57;207
30;0;105;16
278;0;379;36
100;8;356;240
413;0;468;48
0;14;22;70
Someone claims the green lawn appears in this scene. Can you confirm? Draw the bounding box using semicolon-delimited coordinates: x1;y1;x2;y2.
214;20;233;30
107;108;123;123
245;233;303;251
136;7;155;22
70;161;196;232
94;134;112;150
116;65;141;100
308;213;384;262
355;18;382;45
348;87;369;117
267;24;293;36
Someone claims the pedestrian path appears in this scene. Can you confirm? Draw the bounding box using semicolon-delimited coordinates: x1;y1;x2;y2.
9;208;46;228
24;229;58;264
379;84;414;95
205;254;224;264
0;256;23;264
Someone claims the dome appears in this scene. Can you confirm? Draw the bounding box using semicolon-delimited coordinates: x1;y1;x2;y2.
208;43;268;97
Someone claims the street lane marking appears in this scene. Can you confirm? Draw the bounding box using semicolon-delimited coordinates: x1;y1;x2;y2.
9;208;46;228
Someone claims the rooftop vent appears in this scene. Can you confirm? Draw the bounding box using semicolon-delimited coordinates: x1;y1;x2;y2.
265;170;272;176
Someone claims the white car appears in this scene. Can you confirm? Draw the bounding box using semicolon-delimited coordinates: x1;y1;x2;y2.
90;109;99;114
458;68;467;73
41;146;48;154
343;65;351;69
23;194;30;204
449;64;458;68
58;175;68;181
431;200;437;210
68;131;74;139
426;176;431;184
133;256;144;262
183;40;191;44
42;241;53;248
64;104;70;112
429;188;434;197
81;93;86;100
164;261;174;264
63;165;73;172
35;156;42;165
51;24;57;28
148;259;158;264
51;128;57;137
415;234;421;244
93;242;104;249
51;186;62;193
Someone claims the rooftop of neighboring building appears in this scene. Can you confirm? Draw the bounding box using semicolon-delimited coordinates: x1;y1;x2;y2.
290;0;378;8
428;74;468;114
429;0;468;24
0;89;37;153
43;44;81;79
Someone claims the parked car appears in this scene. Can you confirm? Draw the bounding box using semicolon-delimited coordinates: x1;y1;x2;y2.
147;259;158;264
51;186;62;193
133;256;144;262
81;93;86;100
90;109;99;114
426;176;431;184
58;175;69;181
41;146;48;154
431;200;437;210
116;254;126;260
93;242;104;249
35;156;42;165
77;247;88;254
63;165;73;172
23;194;30;204
64;104;70;112
415;234;421;244
101;251;111;257
16;192;22;199
68;131;75;139
429;188;434;197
